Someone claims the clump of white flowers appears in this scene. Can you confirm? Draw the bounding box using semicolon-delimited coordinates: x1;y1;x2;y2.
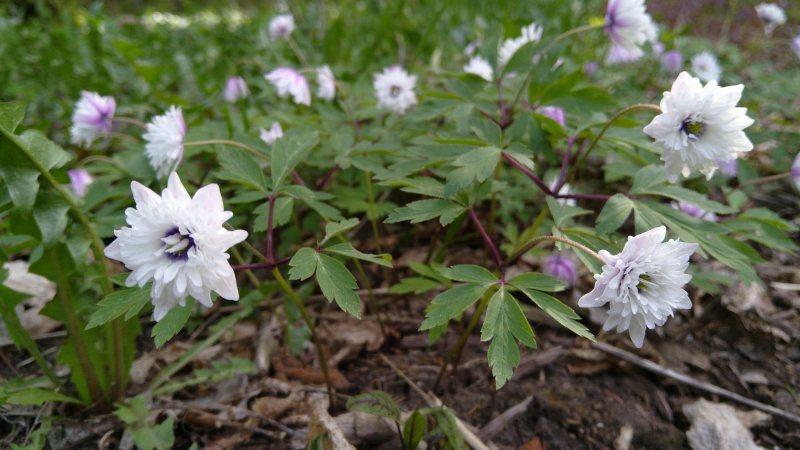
70;91;116;147
266;68;311;106
498;22;543;68
143;106;186;179
643;71;754;182
755;3;786;36
373;65;417;114
105;173;248;321
316;65;336;101
691;51;721;82
578;226;698;348
604;0;656;55
259;122;283;146
269;13;295;39
463;56;493;81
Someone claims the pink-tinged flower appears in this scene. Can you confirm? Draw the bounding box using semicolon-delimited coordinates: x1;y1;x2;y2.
105;172;248;322
643;72;753;182
68;169;93;197
578;226;698;348
223;76;249;103
661;50;683;73
718;159;737;177
544;255;577;287
373;65;417;114
672;201;718;222
605;0;656;53
584;61;599;75
651;41;664;55
791;153;800;192
70;91;116;147
316;65;336;101
539;106;566;127
605;44;644;64
265;68;311;106
259;122;283;146
143;106;187;179
791;36;800;59
269;13;295;39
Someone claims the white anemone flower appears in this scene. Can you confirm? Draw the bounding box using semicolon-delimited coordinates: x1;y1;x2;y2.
691;51;721;82
223;76;249;103
316;65;336;101
143;106;186;179
70;91;116;147
463;56;493;81
373;65;417;114
498;22;544;68
259;122;283;146
643;71;754;182
265;68;311;106
105;172;248;321
755;3;786;36
605;44;644;64
269;13;295;39
604;0;657;53
578;226;698;348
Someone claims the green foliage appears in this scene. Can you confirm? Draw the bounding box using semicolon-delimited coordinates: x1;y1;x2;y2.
481;287;536;388
403;410;427;450
115;397;176;450
346;390;401;422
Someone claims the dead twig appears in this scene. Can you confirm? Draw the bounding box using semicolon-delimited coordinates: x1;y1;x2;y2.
591;341;800;424
478;396;532;441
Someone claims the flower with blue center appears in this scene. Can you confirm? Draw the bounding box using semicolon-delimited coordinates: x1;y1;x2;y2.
70;91;116;147
604;0;656;54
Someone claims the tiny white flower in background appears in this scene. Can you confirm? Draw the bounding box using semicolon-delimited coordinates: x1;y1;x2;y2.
70;91;116;147
549;179;576;207
265;68;311;106
672;201;718;222
316;65;336;101
143;106;186;179
578;226;698;348
223;76;249;103
373;65;417;114
68;169;93;197
463;56;493;81
105;172;248;322
269;13;295;39
498;22;543;68
259;122;283;146
791;36;800;59
755;3;786;36
643;71;754;182
605;43;644;64
791;154;800;192
604;0;656;53
691;51;721;82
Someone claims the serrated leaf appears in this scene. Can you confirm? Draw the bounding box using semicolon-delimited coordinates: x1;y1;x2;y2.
151;300;194;348
320;218;360;245
480;287;532;388
506;272;565;292
216;147;267;192
346;390;400;422
545;196;592;228
385;199;465;226
32;190;70;245
272;128;319;193
86;286;151;329
388;277;441;295
444;147;501;196
0;101;25;133
315;253;362;318
595;194;634;235
420;283;492;330
441;264;497;284
640;185;736;214
516;288;594;340
631;165;668;192
324;242;392;268
288;247;317;281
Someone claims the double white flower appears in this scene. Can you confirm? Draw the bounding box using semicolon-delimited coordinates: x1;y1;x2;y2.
259;122;283;146
105;173;248;321
604;0;656;55
70;91;116;147
579;226;698;348
463;56;493;81
498;22;543;68
269;14;295;39
316;65;336;101
755;3;786;36
643;71;754;182
691;51;721;82
143;106;186;179
373;65;417;114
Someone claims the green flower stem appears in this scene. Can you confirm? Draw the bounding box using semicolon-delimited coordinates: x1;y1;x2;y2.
433;288;494;392
1;128;123;403
337;235;387;339
364;171;383;254
509;22;606;112
112;116;147;129
506;235;605;268
271;267;335;406
184;139;268;161
730;172;791;193
238;101;250;131
572;103;662;173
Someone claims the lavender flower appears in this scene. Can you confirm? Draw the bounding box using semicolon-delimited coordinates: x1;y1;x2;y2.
605;0;656;53
68;169;93;197
544;255;577;287
265;68;311;106
584;61;599;75
718;159;737;177
578;226;698;348
661;50;683;73
70;91;116;147
539;106;566;127
223;76;249;103
672;201;718;222
792;36;800;59
791;153;800;192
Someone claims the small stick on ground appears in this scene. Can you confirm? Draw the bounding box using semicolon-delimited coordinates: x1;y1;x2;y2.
591;341;800;424
478;396;533;441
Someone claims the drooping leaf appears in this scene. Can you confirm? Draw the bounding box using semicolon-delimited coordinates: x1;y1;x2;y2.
385;199;465;226
323;242;393;268
420;283;493;331
514;288;594;340
440;264;497;284
151;300;194;348
444;147;501;196
320;218;360;245
0;101;25;132
216;147;267;192
595;194;634;235
288;247;318;281
480;287;536;388
315;253;362;318
86;286;151;329
506;272;566;292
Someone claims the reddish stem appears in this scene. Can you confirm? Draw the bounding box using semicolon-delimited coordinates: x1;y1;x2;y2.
501;152;554;196
291;171;307;187
265;194;277;263
316;166;338;190
553;137;576;194
556;193;611;201
468;208;504;271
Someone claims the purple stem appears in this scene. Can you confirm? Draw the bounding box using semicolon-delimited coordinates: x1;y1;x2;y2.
501;152;555;196
232;257;290;271
468;208;504;271
292;171;307;187
316;167;338;190
553;137;576;194
556;193;611;201
265;194;277;263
